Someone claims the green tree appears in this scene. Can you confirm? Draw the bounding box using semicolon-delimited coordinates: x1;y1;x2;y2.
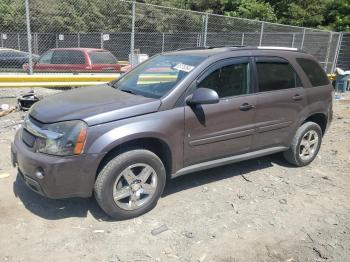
324;0;350;31
267;0;328;27
225;0;277;22
0;0;25;32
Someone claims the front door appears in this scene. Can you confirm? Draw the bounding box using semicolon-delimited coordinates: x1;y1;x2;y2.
184;57;257;167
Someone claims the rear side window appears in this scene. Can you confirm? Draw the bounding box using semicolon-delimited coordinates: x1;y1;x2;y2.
51;50;85;64
89;51;117;64
296;58;329;86
256;61;302;92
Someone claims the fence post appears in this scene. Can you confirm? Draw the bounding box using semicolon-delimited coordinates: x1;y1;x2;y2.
130;1;136;66
259;22;264;46
291;33;295;48
0;34;3;48
161;33;165;53
300;28;306;50
203;13;208;47
324;32;333;72
17;33;21;50
331;32;343;73
100;33;104;49
25;0;33;75
241;33;245;46
35;33;38;54
77;32;80;47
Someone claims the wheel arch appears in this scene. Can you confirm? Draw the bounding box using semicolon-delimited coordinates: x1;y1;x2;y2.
96;137;173;180
302;113;328;136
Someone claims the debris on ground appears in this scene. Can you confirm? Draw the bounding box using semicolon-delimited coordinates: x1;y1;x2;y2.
1;104;10;111
182;230;194;238
241;174;252;182
0;173;10;179
313;247;328;260
0;107;16;117
17;91;40;111
279;199;287;204
151;225;169;236
93;229;105;233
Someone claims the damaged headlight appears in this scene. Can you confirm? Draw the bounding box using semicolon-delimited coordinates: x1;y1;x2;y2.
36;120;87;156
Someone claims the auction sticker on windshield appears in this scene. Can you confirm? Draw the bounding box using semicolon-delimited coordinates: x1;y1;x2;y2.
173;63;195;72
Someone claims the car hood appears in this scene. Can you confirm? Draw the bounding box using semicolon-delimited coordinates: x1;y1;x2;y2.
29;84;161;126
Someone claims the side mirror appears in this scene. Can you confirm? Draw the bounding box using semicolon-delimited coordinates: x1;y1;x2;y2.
186;88;219;106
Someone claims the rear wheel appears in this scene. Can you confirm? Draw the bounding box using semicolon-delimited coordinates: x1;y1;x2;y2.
283;122;322;167
94;149;166;220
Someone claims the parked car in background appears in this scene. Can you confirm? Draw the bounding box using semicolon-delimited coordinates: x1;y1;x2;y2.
24;48;121;73
0;48;39;69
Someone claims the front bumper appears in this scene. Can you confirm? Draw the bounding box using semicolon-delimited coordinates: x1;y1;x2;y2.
11;129;105;199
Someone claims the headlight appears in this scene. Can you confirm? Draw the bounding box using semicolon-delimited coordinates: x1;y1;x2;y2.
36;120;87;156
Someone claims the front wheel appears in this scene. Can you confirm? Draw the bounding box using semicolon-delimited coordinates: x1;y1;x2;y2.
94;149;166;220
283;122;322;167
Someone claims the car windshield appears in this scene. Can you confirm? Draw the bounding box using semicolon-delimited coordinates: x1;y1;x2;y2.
113;55;205;98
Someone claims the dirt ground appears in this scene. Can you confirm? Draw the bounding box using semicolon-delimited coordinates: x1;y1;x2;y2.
0;89;349;262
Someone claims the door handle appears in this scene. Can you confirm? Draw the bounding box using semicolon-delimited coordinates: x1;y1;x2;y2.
292;94;303;101
239;103;255;111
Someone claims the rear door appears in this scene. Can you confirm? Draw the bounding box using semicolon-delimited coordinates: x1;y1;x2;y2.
50;50;86;72
252;57;307;150
184;57;257;166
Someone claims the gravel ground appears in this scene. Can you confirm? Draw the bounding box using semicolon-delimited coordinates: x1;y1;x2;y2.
0;89;349;262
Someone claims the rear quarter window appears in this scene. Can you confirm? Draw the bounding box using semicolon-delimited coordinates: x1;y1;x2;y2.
296;58;329;86
89;51;117;64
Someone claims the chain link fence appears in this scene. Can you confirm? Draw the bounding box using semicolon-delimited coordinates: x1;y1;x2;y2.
336;33;350;70
0;0;344;74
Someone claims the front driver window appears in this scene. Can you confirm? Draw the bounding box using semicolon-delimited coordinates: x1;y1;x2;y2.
199;62;250;98
39;51;54;64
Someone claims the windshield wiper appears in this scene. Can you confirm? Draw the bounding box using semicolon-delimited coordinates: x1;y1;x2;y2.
120;89;138;95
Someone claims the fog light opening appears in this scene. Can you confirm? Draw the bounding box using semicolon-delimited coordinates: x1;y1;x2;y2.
35;168;45;179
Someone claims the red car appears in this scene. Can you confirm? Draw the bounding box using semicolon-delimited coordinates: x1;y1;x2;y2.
24;48;121;72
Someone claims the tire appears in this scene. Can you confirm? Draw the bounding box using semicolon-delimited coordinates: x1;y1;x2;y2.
94;149;166;220
283;121;322;167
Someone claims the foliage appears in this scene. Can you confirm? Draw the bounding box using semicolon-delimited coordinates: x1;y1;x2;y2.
225;0;277;23
324;0;350;31
0;0;348;32
268;0;328;27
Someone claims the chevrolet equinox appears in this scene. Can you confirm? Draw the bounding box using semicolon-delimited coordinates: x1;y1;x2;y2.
11;46;333;219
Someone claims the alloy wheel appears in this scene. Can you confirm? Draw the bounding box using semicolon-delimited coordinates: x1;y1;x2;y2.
112;163;157;211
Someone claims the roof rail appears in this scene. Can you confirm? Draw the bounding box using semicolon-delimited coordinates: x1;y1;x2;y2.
257;46;299;51
176;45;245;51
207;45;245;49
175;47;208;51
175;45;302;53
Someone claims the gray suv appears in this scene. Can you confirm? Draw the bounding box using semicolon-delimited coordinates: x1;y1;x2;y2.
11;46;333;219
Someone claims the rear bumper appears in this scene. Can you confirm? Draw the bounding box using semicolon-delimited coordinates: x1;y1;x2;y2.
11;130;105;199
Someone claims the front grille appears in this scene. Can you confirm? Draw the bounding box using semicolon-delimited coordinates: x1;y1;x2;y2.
22;128;36;147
